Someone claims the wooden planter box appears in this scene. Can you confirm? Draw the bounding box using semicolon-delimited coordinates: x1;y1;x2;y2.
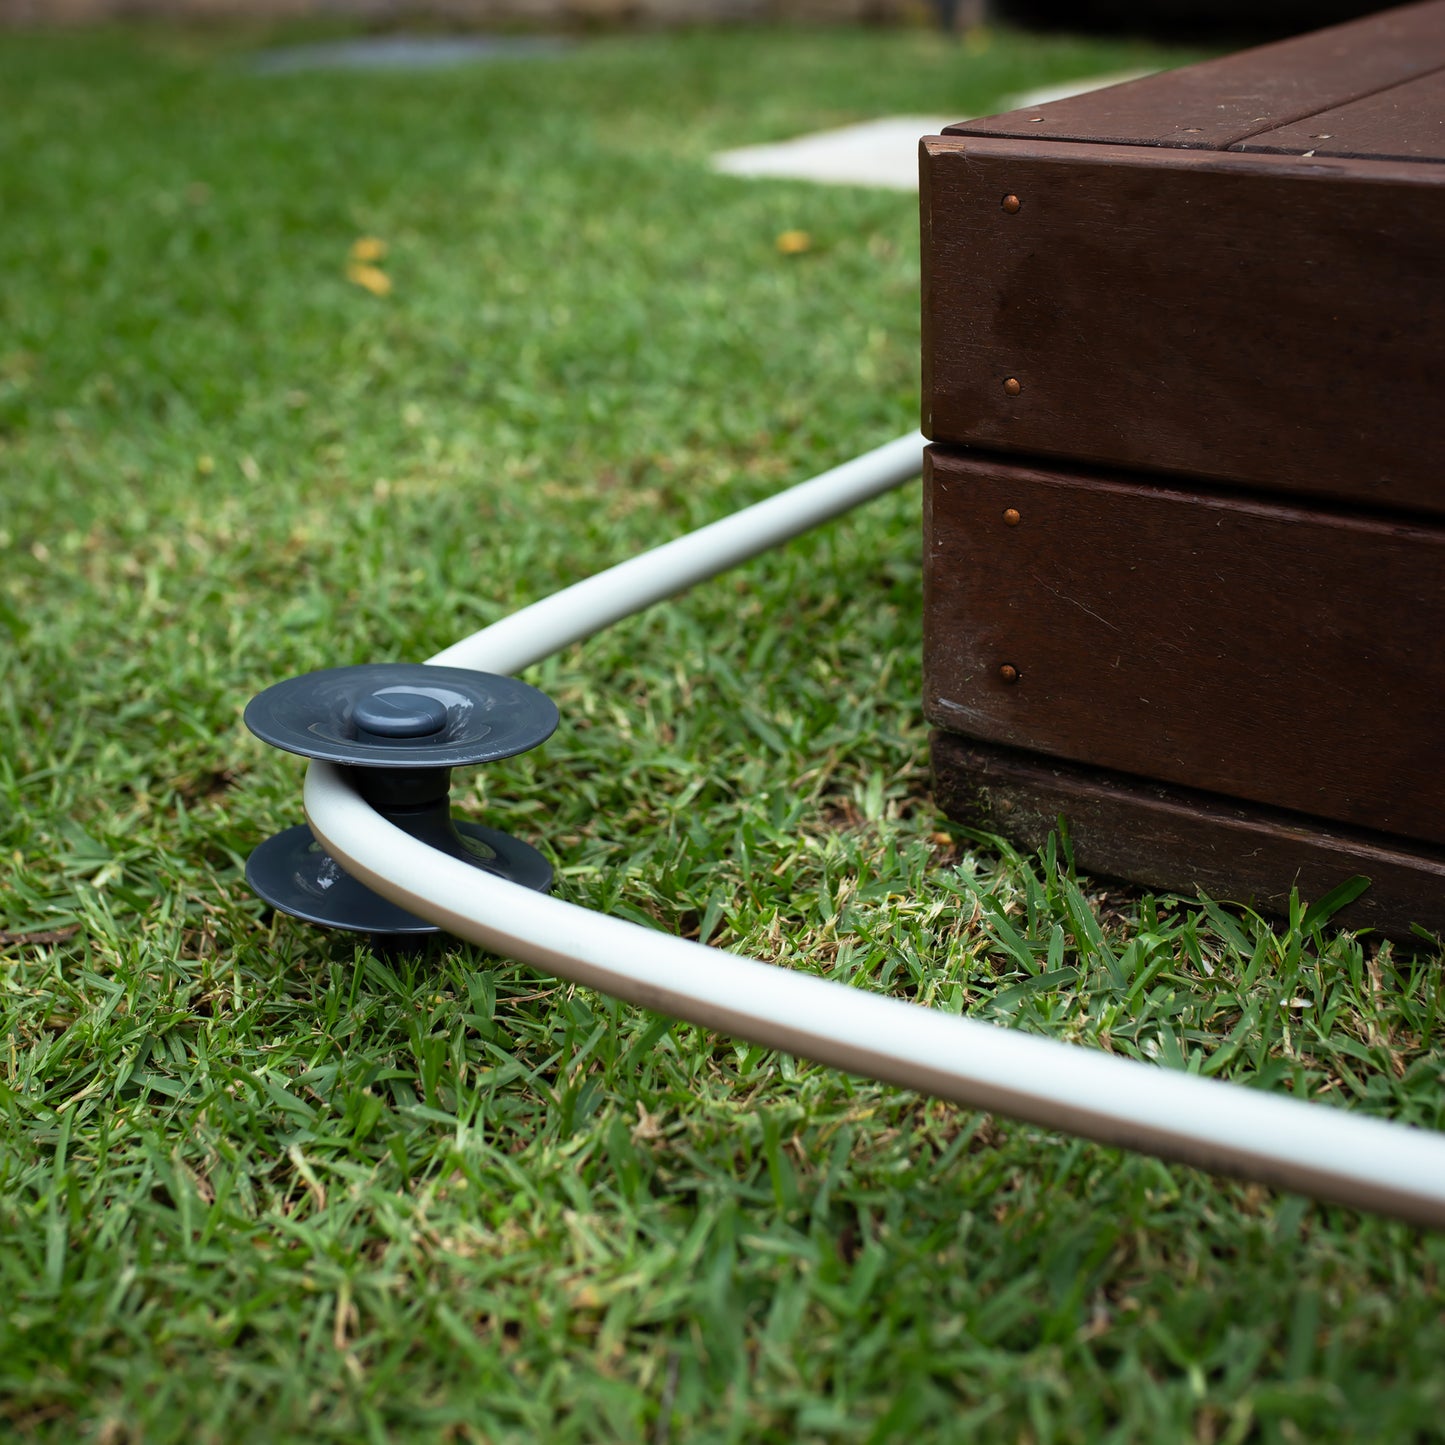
920;0;1445;936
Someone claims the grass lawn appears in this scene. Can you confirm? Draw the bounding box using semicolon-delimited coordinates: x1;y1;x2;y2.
2;18;1443;1444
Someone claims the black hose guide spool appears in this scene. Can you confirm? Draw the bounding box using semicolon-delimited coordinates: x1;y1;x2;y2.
244;663;558;936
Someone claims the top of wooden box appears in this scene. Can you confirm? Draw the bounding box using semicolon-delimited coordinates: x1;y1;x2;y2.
921;1;1445;516
945;0;1445;165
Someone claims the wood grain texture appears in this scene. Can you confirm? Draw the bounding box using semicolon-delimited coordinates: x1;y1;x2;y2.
931;731;1445;940
942;0;1445;151
923;448;1445;844
1234;67;1445;163
919;136;1445;514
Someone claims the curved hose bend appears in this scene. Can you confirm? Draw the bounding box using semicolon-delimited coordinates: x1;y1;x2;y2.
301;431;1445;1228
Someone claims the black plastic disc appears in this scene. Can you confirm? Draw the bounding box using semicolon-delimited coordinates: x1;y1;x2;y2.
244;664;558;768
247;822;553;935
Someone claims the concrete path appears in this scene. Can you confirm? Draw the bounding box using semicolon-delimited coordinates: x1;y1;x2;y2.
711;71;1155;191
713;115;966;191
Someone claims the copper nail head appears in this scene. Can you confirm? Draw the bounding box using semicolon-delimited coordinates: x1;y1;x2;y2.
1002;194;1021;214
1003;377;1022;397
999;664;1020;685
1003;508;1021;526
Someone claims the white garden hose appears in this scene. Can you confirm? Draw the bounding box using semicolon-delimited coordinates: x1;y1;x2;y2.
301;430;1445;1228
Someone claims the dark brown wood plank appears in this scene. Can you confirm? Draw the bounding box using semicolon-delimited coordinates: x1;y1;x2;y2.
923;448;1445;844
1233;67;1445;163
920;136;1445;515
942;1;1445;151
931;732;1445;941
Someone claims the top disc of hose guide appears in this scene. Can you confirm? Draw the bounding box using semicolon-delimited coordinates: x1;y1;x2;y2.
244;663;559;768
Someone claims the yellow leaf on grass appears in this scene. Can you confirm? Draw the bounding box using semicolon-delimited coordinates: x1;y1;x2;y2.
349;236;388;263
347;262;392;297
775;229;812;255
